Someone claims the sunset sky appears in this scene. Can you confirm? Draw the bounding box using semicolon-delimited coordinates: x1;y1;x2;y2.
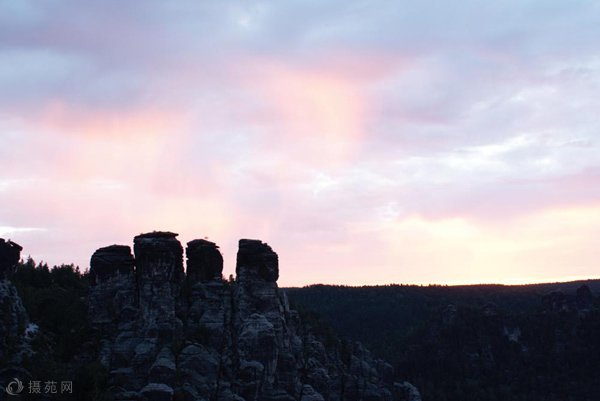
1;1;600;286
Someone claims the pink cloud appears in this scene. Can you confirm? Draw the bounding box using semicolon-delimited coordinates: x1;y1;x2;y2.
2;0;600;286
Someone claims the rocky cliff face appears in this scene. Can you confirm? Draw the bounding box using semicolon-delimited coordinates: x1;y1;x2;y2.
89;232;416;401
0;239;35;385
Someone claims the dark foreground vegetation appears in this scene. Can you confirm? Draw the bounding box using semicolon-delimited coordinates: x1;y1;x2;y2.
8;258;108;400
287;282;600;401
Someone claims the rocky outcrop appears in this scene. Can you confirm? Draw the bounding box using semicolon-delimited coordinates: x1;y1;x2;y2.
576;285;593;310
393;382;421;401
89;245;136;285
542;291;570;312
542;286;595;313
0;239;35;389
87;232;187;399
236;239;279;283
89;245;137;329
134;231;184;326
186;239;223;283
0;279;30;363
89;232;417;401
0;238;22;280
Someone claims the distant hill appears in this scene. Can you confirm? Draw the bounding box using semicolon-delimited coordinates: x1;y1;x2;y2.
286;280;600;401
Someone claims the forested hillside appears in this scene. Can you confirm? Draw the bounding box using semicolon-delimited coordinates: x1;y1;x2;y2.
287;282;600;401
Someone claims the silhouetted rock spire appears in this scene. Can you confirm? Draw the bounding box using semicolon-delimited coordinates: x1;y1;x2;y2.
89;244;135;286
133;231;184;285
236;239;279;282
186;239;223;283
0;239;22;280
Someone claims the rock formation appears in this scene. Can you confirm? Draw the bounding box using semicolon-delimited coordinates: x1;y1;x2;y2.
576;284;593;310
89;232;415;401
0;239;35;388
0;238;22;280
541;286;595;313
186;239;223;283
89;245;136;328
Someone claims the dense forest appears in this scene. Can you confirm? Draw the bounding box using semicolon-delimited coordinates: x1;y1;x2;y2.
287;282;600;401
8;258;108;400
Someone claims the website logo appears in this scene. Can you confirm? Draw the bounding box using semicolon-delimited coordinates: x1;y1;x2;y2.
6;378;24;396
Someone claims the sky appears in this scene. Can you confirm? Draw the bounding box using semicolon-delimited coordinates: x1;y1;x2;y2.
1;0;600;286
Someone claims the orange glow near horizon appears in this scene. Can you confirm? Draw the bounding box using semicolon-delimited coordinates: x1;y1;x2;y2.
277;204;600;287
